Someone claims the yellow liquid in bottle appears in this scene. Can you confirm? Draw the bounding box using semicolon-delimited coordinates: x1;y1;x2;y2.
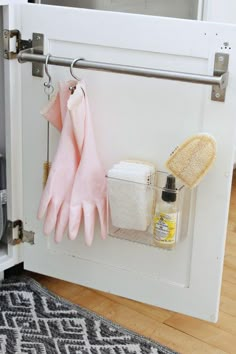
153;201;177;250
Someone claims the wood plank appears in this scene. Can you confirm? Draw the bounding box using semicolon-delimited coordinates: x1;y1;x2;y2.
214;311;236;336
221;265;236;285
224;255;236;272
93;290;173;323
221;280;236;301
165;313;236;353
91;299;158;338
224;242;236;257
220;295;236;317
151;325;226;354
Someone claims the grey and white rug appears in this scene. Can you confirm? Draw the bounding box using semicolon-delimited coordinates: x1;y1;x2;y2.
0;277;178;354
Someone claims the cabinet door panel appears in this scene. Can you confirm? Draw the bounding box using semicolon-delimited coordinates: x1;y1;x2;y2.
15;4;236;321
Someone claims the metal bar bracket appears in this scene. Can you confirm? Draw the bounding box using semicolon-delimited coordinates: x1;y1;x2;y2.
211;53;229;102
31;33;44;77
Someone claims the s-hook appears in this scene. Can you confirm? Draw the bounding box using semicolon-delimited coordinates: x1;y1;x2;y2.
44;53;54;97
69;57;84;94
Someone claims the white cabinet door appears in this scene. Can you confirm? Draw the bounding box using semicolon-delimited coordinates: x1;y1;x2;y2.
203;0;236;167
5;3;236;322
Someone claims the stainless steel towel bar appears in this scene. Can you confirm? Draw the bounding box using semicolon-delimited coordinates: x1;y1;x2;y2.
18;52;228;89
17;51;229;102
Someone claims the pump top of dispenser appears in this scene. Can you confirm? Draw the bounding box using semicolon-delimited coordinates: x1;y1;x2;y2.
162;174;177;202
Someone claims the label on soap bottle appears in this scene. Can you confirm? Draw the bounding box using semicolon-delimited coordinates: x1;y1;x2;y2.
153;212;177;244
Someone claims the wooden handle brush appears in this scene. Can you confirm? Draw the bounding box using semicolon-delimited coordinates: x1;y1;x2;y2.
42;54;54;187
43;120;51;187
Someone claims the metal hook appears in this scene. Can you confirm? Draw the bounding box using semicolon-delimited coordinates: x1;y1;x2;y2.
44;54;52;87
44;54;54;95
69;58;84;94
70;57;84;81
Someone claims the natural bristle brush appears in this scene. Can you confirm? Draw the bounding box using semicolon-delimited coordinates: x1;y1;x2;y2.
42;54;54;187
166;133;216;189
43;149;51;187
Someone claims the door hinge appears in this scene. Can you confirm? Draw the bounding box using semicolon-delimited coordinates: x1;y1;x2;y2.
3;29;44;77
6;220;35;246
3;29;32;60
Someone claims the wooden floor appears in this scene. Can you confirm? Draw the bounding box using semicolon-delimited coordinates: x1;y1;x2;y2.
29;172;236;354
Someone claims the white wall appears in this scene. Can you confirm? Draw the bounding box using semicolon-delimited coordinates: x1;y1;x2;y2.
203;0;236;23
41;0;199;19
0;7;5;155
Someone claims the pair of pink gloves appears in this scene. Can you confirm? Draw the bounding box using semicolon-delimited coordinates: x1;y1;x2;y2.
38;80;107;246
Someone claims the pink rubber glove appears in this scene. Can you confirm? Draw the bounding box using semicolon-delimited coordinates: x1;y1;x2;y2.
38;81;84;242
68;83;107;246
54;86;86;242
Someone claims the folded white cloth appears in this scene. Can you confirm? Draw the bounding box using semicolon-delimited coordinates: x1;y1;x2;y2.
107;161;156;231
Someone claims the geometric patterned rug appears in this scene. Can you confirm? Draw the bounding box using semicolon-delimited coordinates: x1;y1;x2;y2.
0;276;178;354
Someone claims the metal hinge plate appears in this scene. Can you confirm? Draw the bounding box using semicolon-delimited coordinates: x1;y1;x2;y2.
6;220;35;246
3;29;44;77
211;53;229;102
3;29;32;60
